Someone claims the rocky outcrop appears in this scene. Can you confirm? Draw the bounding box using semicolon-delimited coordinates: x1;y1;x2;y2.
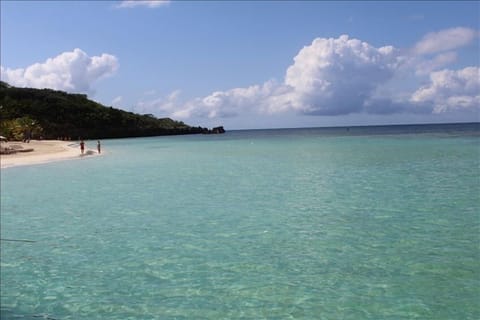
203;126;226;134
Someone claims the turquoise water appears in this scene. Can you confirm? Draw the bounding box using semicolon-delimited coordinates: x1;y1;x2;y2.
1;124;479;319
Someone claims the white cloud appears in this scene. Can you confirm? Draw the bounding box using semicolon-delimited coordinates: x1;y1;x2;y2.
193;83;275;118
411;67;480;113
134;82;279;120
137;30;479;121
413;27;477;55
112;96;123;107
117;1;169;9
279;35;400;115
3;27;474;125
415;51;458;75
134;90;182;116
1;48;118;93
161;35;405;119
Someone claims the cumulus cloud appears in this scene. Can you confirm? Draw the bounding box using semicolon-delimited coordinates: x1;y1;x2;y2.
413;27;477;55
415;51;458;75
411;66;480;113
134;90;182;116
116;0;169;8
279;35;400;115
184;82;278;119
1;48;118;93
161;35;406;119
133;29;479;121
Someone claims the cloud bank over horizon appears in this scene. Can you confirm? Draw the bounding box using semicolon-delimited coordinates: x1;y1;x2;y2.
1;48;118;94
1;27;478;123
137;27;479;121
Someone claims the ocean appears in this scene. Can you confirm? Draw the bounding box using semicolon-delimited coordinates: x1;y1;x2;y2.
1;123;479;319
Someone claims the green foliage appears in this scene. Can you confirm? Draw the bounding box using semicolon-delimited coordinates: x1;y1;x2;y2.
0;116;43;141
0;81;205;139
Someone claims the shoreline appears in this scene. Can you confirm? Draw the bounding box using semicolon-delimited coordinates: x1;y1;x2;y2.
0;140;100;169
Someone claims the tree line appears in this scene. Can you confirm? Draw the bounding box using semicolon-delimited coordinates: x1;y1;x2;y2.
0;81;209;140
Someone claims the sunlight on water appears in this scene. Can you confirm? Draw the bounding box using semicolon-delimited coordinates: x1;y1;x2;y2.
1;124;479;319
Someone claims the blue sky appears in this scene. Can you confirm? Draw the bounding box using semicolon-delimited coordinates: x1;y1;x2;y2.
1;1;479;129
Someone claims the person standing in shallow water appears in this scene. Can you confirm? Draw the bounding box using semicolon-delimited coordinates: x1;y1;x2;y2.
97;140;101;154
80;139;85;155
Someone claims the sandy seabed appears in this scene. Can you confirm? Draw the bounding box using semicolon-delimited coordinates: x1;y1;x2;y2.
0;140;99;169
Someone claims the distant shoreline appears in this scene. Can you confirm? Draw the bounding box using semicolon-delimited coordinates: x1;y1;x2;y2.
0;140;99;169
230;121;480;132
1;122;477;169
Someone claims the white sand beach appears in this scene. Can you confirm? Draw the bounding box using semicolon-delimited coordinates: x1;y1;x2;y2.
0;140;99;169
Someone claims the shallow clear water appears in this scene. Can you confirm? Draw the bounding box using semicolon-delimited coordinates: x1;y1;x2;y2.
1;124;479;319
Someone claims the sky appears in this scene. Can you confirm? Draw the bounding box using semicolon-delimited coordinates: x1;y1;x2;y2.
1;1;479;130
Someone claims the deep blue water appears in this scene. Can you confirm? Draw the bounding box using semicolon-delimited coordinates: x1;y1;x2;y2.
1;123;479;319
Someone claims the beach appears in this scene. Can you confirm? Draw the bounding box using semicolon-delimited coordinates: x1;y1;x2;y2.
0;140;98;168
